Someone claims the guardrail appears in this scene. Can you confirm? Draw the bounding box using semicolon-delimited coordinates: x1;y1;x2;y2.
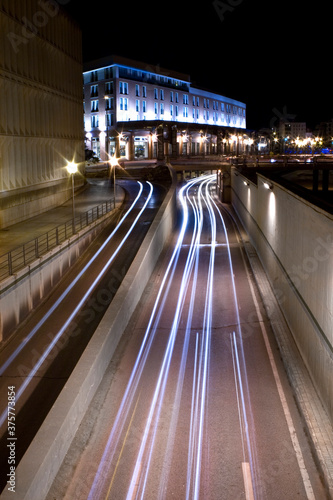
0;199;115;281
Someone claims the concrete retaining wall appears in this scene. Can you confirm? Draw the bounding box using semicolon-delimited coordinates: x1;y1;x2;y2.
231;168;333;421
0;208;120;341
0;171;177;500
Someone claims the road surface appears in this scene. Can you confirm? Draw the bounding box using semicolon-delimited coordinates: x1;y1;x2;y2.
47;174;328;499
0;179;166;493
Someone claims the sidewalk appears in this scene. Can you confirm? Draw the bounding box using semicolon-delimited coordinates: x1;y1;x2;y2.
0;178;117;257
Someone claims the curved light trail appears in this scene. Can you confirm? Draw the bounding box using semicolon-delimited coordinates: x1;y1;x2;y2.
88;174;260;500
0;181;154;428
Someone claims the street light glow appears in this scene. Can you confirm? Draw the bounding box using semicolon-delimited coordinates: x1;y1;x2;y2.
108;155;119;167
66;161;78;175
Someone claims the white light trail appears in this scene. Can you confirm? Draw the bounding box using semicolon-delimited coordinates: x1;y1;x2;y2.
0;182;145;377
126;181;209;500
89;174;259;500
0;182;153;428
208;184;260;497
88;175;210;500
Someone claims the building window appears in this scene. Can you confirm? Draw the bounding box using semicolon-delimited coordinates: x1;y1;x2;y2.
90;71;98;82
170;104;173;117
90;85;98;97
175;105;178;117
197;97;199;106
136;99;140;112
143;100;147;113
120;98;128;111
104;67;113;79
160;103;164;115
135;84;140;96
154;88;158;99
142;86;147;97
160;89;164;100
154;102;158;114
175;92;179;103
119;82;128;94
91;115;99;128
106;113;114;127
170;91;174;102
183;94;188;104
105;97;114;110
91;100;99;112
92;137;100;157
105;81;113;94
183;107;188;118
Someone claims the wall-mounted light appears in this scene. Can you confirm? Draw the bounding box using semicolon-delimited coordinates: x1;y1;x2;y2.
244;180;250;186
263;181;273;190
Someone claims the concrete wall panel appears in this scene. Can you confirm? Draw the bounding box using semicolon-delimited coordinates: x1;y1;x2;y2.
231;168;333;421
0;214;115;341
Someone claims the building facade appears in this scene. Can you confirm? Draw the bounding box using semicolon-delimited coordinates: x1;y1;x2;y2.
0;0;84;228
278;121;307;140
83;56;247;161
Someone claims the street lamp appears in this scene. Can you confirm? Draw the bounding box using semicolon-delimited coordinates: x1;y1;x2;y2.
66;161;78;232
108;155;119;208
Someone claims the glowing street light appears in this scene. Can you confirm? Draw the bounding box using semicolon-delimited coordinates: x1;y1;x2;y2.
108;155;119;208
65;161;78;232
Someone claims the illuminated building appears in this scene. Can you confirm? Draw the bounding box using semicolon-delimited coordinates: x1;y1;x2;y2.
279;121;307;140
83;55;246;160
0;1;84;228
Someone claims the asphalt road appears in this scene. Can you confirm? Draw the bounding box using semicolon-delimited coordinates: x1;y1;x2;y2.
0;179;166;494
47;175;328;499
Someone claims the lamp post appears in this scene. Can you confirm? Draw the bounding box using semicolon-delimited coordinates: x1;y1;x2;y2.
109;155;118;208
66;161;78;233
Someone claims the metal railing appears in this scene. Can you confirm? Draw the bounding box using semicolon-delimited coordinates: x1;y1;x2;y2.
0;199;115;281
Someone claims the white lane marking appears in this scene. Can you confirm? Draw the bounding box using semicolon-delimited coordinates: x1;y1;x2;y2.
238;239;316;500
242;462;255;500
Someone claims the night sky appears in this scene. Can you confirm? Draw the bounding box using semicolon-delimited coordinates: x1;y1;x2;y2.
63;0;333;131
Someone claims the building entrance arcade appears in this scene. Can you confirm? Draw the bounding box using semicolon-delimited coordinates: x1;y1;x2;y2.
85;121;253;161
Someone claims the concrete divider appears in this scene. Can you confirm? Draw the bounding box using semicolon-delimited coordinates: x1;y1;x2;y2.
0;169;177;500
